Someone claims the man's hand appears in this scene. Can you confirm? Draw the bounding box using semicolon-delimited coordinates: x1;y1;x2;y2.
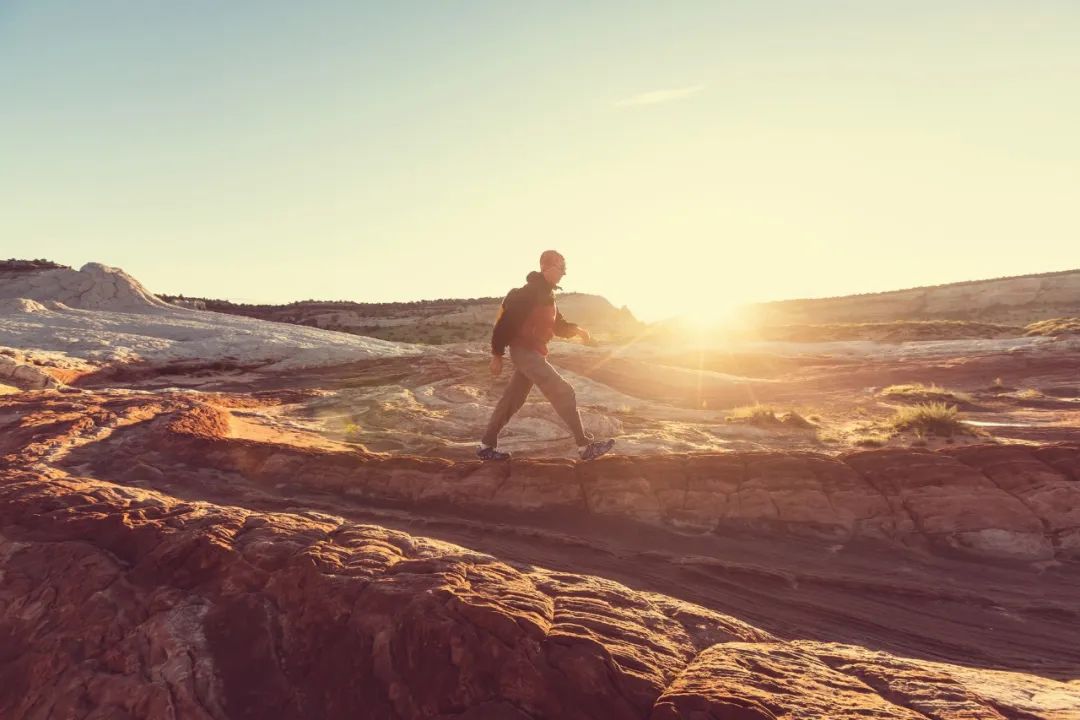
575;327;595;345
490;355;503;376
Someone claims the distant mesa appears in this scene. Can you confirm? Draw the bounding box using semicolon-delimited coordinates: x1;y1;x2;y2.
156;290;645;345
6;259;1080;343
746;268;1080;326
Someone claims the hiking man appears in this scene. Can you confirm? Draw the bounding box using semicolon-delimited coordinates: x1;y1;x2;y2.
478;250;616;461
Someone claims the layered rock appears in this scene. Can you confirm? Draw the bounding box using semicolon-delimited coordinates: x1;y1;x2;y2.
5;391;1080;562
3;469;1077;719
0;352;63;390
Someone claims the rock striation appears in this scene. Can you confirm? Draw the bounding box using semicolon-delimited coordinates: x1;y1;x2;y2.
3;390;1080;718
5;391;1080;564
3;466;1078;719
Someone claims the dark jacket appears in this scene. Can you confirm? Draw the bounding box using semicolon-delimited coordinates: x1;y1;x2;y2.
491;271;579;357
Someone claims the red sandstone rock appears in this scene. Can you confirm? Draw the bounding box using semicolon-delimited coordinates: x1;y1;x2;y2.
946;445;1080;557
5;391;1080;561
5;471;1077;719
651;642;928;719
844;448;1054;560
3;390;1080;718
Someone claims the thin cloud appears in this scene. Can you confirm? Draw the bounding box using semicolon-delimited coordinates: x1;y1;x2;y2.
615;84;704;108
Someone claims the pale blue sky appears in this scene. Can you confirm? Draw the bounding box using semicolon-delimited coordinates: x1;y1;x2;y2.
2;1;1078;321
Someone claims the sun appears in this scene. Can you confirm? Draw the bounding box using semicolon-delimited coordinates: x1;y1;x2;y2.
681;302;743;331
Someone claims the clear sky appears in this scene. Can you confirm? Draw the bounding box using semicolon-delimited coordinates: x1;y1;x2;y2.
2;1;1078;322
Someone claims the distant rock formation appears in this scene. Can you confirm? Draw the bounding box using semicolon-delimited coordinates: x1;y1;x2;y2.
747;269;1080;325
0;258;70;273
157;291;644;344
0;262;424;373
0;262;174;313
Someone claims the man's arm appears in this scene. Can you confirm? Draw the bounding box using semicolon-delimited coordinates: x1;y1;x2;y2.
553;310;579;339
555;310;593;344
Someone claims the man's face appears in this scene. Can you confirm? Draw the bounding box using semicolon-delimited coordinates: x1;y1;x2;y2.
542;258;566;285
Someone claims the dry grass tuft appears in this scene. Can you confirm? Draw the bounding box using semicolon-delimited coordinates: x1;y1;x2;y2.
887;402;972;438
880;383;973;405
1024;317;1080;337
726;404;816;429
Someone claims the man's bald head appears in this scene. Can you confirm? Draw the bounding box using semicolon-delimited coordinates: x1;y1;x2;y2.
539;250;567;285
540;250;565;270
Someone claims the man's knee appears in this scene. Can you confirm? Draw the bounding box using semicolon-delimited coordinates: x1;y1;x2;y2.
545;377;576;405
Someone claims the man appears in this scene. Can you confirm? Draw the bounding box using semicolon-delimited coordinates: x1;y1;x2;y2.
478;250;616;461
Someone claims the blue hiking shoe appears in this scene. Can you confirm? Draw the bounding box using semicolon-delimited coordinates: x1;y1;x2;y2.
579;439;615;461
477;445;511;461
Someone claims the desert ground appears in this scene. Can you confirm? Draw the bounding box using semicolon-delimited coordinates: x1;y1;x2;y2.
2;262;1079;719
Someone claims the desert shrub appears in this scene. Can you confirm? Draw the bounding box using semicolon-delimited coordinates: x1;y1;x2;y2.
1024;317;1080;337
887;402;971;437
726;404;815;428
879;383;973;405
726;404;779;424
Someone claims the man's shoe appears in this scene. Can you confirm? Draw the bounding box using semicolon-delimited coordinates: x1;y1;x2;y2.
477;445;511;461
579;439;615;461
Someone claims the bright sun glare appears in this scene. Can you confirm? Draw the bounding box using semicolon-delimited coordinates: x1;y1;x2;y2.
678;302;744;332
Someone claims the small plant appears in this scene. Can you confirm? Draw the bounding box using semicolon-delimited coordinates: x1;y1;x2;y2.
1024;317;1080;337
887;402;971;438
880;383;972;405
343;422;362;439
726;404;782;426
726;404;815;428
1015;388;1043;400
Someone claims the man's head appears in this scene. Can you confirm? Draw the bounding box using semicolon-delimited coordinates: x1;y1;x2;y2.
540;250;566;286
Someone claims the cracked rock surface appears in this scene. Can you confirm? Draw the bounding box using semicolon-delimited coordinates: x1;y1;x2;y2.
3;389;1080;719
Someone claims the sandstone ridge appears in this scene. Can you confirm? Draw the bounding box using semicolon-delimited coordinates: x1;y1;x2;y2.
5;390;1079;563
4;461;1078;719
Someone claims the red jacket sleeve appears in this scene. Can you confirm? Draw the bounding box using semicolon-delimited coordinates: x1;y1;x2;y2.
553;309;579;338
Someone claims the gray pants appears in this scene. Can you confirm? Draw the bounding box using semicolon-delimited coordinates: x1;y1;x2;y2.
481;344;590;447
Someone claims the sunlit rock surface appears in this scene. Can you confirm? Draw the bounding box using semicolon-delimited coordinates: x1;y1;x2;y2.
3;263;1080;718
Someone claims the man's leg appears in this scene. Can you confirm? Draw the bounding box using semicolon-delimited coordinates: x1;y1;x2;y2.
481;369;534;448
511;346;591;446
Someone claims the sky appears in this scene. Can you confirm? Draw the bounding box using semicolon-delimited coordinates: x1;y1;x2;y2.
2;1;1078;322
